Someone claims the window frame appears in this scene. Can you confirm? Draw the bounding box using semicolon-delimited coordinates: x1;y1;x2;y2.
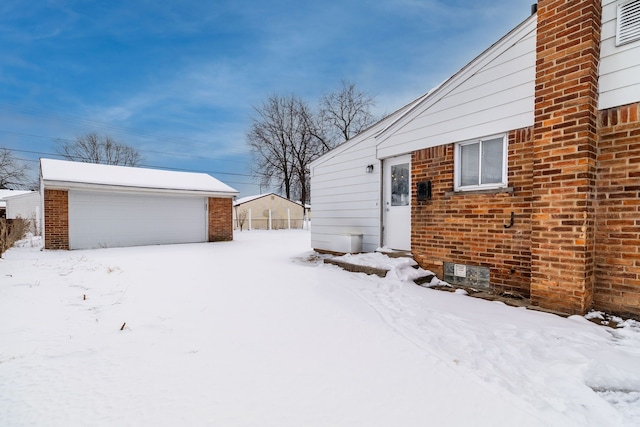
454;134;508;191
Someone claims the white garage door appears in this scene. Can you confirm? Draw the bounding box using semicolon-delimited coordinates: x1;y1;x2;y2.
68;190;207;249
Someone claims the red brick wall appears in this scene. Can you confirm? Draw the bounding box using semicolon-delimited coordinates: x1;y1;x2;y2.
44;189;69;250
411;128;534;296
208;197;233;242
530;0;601;314
595;102;640;317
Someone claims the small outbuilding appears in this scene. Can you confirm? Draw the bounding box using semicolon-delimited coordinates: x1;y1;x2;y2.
4;191;40;234
0;189;33;219
40;158;238;250
233;193;309;230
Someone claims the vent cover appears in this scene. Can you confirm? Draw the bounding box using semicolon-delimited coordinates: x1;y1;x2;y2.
617;0;640;46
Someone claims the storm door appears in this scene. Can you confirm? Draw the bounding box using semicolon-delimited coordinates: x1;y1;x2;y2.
383;155;411;250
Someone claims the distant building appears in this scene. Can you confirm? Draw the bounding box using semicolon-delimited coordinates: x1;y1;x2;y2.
0;189;33;219
233;193;310;230
4;191;40;234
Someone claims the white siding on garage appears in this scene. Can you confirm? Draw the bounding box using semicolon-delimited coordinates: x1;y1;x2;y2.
599;0;640;110
68;190;207;249
376;16;536;159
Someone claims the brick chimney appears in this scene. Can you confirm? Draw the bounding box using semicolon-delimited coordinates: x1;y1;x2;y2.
531;0;602;314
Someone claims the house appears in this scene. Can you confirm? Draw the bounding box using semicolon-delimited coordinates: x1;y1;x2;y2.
233;192;309;230
40;158;238;250
310;0;640;318
0;189;33;219
4;191;40;234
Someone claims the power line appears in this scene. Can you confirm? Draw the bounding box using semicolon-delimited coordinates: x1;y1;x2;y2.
3;147;258;186
0;129;250;165
0;102;250;152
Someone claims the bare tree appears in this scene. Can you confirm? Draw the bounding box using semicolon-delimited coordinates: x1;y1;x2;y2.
56;133;142;166
290;101;326;206
236;208;248;231
247;82;376;204
247;95;307;200
0;148;30;189
319;80;376;145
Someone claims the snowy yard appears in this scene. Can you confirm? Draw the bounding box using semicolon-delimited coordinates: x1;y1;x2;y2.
1;230;639;426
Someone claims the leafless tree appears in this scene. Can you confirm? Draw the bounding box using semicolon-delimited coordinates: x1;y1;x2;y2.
236;208;248;231
247;95;308;200
56;133;142;166
247;82;376;204
319;80;377;145
0;148;30;189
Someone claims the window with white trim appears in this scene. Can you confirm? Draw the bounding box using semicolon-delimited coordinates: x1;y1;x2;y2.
454;135;507;191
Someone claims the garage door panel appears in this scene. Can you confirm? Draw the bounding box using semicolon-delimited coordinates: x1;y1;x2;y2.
69;191;206;249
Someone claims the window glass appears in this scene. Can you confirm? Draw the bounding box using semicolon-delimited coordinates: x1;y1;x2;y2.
460;143;479;186
391;163;409;206
481;138;503;184
456;135;506;190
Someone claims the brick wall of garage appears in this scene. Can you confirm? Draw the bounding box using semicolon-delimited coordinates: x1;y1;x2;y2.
209;197;233;242
44;189;69;250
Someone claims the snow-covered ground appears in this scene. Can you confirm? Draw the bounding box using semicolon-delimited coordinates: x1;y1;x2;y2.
1;230;639;426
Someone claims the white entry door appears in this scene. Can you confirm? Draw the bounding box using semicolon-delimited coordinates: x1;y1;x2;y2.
383;155;411;250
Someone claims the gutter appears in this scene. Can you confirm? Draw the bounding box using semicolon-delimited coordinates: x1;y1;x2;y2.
41;180;238;198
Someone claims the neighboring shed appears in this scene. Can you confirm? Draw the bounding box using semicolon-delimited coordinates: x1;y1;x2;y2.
5;191;40;234
40;158;238;250
0;189;32;218
232;192;309;230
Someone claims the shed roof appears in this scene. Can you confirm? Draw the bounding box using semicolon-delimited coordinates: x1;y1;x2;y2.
0;190;33;208
234;192;310;208
40;158;238;196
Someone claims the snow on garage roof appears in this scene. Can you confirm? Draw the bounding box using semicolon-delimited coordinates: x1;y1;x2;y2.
40;158;238;196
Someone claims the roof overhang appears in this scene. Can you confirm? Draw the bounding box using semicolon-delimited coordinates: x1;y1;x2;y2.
41;180;238;198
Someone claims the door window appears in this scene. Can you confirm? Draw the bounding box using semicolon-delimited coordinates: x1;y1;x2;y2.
391;163;410;206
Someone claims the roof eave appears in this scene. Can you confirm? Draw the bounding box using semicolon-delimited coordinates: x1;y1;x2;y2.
41;180;238;198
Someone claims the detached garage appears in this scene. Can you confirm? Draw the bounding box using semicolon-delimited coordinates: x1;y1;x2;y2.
40;158;238;250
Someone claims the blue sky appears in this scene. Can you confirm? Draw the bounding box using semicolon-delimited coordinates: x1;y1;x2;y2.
1;0;534;196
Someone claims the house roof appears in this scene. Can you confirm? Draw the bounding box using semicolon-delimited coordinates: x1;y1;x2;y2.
310;95;427;169
311;12;537;168
0;190;33;208
373;13;537;145
40;158;238;196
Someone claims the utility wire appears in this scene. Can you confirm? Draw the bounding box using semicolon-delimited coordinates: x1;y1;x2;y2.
0;129;250;165
3;147;258;187
0;103;248;152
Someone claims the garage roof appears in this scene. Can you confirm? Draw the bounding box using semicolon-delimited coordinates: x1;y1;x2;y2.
40;158;238;196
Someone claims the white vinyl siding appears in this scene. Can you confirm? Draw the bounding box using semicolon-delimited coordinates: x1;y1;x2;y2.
5;192;39;220
68;190;207;249
599;0;640;109
376;16;536;159
616;0;640;45
311;137;381;253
